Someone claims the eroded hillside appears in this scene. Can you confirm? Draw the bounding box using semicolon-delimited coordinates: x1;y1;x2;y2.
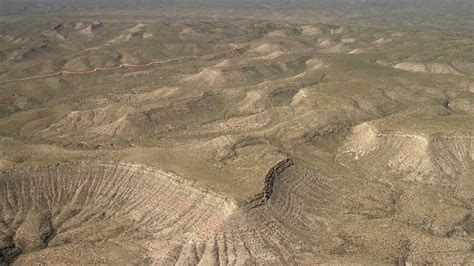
0;18;473;264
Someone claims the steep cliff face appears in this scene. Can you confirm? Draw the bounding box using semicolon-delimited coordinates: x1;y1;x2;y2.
242;158;294;209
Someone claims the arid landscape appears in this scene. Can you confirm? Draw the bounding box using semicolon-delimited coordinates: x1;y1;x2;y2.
0;0;473;264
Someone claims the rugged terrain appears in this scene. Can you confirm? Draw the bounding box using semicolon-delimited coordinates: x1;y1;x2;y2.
0;15;473;264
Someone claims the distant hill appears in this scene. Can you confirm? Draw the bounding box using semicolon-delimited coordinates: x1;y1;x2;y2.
1;0;472;34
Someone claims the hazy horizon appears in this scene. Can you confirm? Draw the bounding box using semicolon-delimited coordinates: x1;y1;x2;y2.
2;0;472;34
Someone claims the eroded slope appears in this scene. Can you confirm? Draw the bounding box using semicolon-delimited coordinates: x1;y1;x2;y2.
0;18;473;265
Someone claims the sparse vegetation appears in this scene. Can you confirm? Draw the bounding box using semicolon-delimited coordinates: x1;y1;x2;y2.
0;3;473;265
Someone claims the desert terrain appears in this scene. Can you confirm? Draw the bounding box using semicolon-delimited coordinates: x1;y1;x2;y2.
0;1;473;264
